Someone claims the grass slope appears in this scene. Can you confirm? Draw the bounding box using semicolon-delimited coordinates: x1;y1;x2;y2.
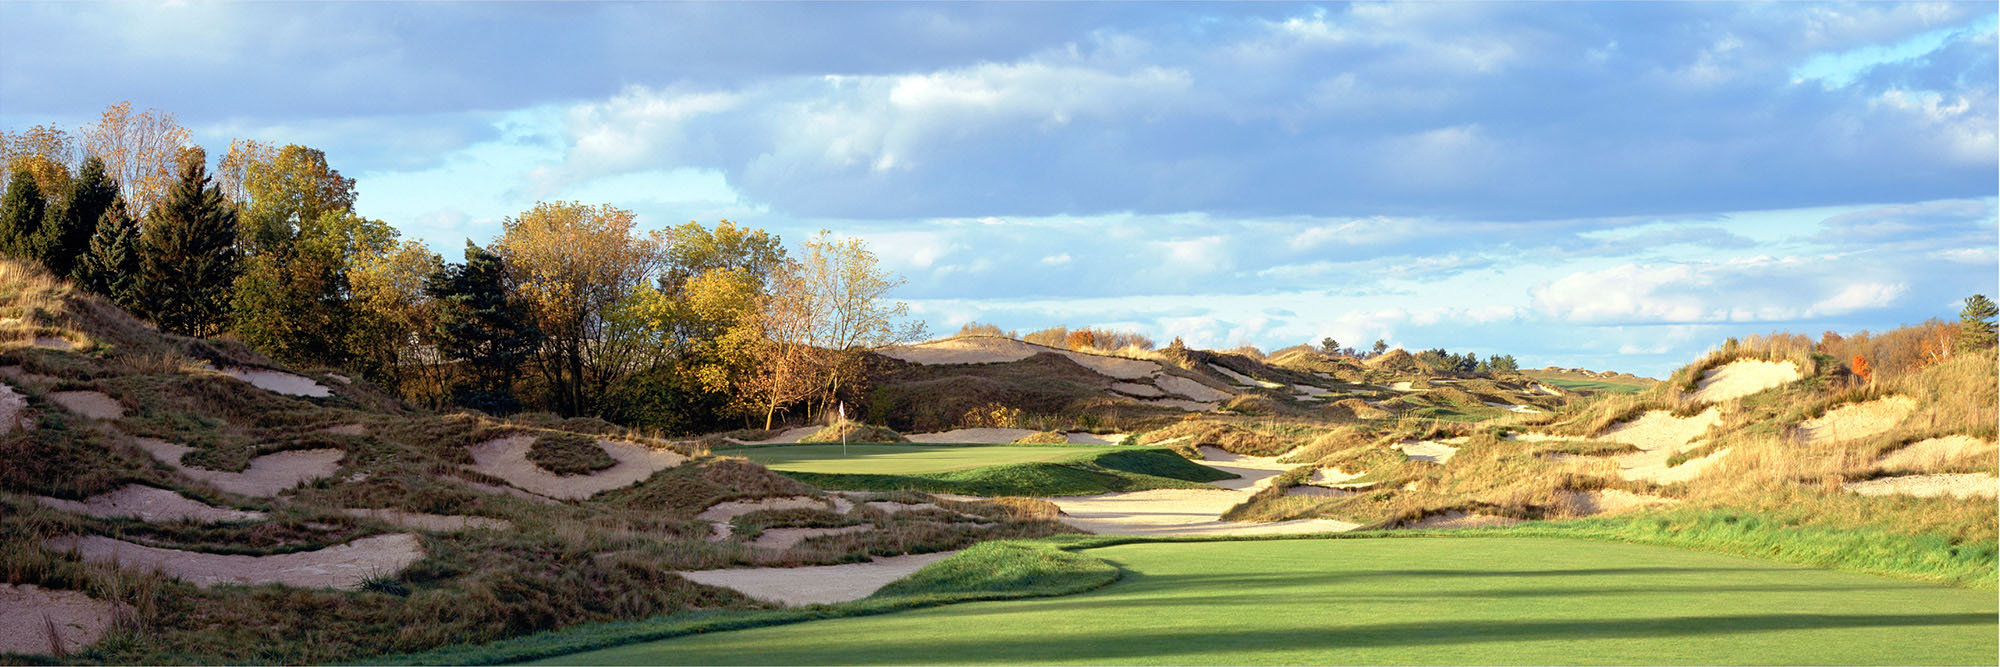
723;443;1234;496
542;537;1997;666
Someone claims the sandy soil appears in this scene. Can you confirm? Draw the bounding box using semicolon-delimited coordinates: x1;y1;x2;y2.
1208;363;1283;389
1293;384;1333;398
1542;408;1727;483
32;335;72;350
1066;432;1128;445
1600;408;1721;450
0;364;58;385
1109;381;1165;397
1405;511;1522;529
1046;446;1360;537
1877;435;1997;472
677;551;960;607
45;533;425;589
880;337;1161;380
133;438;344;498
465;435;686;500
906;428;1036;443
1394;438;1466;464
0;583;113;656
1283;485;1358;498
50;391;124;419
35;484;267;523
1797;396;1916;444
1136;397;1219;412
748;525;876;551
1154;375;1232;402
0;381;26;434
1687;359;1801;403
1843;473;1998;500
220;367;331;398
725;426;821;445
1389;381;1416;392
1483;401;1545;414
697;496;833;540
1563;489;1675;516
340;508;512;532
1308;468;1369;486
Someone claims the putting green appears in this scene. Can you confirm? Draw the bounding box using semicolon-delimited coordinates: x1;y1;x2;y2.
722;443;1117;475
540;537;1997;665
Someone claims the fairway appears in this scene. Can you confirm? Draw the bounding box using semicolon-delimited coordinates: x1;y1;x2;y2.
540;537;1997;665
722;443;1118;475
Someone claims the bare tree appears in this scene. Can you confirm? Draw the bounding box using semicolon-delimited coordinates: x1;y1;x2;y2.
80;102;192;216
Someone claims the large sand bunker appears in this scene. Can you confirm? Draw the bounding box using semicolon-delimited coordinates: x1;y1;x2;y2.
678;551;959;606
133;438;343;498
0;381;26;434
1047;446;1359;537
1843;474;1998;500
35;484;266;523
464;435;686;500
1155;375;1232;402
1797;396;1916;444
1876;436;1997;472
1208;363;1282;389
0;583;113;656
45;533;424;589
1539;409;1728;483
1109;381;1165;397
1394;438;1467;464
880;337;1159;380
340;508;511;532
1687;359;1801;403
50;391;123;419
219;367;331;398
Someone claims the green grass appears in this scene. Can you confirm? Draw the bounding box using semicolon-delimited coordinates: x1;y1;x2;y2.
1536;377;1649;394
539;537;1997;666
720;443;1234;496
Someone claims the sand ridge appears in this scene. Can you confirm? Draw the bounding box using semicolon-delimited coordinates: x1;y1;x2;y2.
1797;396;1917;444
0;583;113;656
35;484;267;523
677;551;959;607
1687;359;1801;403
1843;473;1998;500
45;533;425;589
133;438;344;498
464;435;687;500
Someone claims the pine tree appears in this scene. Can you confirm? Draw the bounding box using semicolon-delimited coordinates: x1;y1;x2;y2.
426;242;541;414
1959;294;1997;352
137;158;240;337
41;157;120;278
0;167;47;260
72;197;142;309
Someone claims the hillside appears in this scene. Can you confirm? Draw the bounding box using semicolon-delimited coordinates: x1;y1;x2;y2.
0;262;1072;662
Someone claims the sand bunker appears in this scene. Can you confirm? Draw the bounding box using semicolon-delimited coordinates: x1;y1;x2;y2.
748;525;875;551
1394;438;1466;464
1208;363;1283;389
465;435;686;500
1797;396;1916;444
220;367;331;398
1155;375;1232;402
0;381;26;434
1688;359;1801;403
679;551;959;606
1601;409;1721;450
1066;432;1128;445
31;335;73;350
133;438;343;498
1284;485;1358;498
1294;384;1333;398
881;337;1159;380
1563;489;1675;516
1877;436;1997;472
1389;381;1417;392
50;391;123;419
1404;511;1522;529
1483;401;1544;414
46;533;424;589
725;426;821;445
697;496;833;541
0;583;113;656
340;508;511;532
1109;381;1165;397
35;484;266;523
1843;474;1998;500
1536;409;1727;483
1137;397;1219;412
1048;447;1359;537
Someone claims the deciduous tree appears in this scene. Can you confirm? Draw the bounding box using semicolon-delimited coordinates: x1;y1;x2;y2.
793;231;926;415
349;240;446;406
495;201;663;416
81;102;191;216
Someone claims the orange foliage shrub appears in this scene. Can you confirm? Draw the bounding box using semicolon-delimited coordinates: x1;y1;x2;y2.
1850;355;1872;384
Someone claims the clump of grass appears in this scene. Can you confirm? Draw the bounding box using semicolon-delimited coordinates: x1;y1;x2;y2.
526;432;616;475
799;420;907;443
1010;430;1069;444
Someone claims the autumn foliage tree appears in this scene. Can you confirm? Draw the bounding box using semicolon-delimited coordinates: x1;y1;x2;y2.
496;201;664;415
1850;355;1872;384
81;102;191;216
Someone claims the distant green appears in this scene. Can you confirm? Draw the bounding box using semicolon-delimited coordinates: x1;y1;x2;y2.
1536;377;1649;394
542;537;1997;665
725;442;1117;474
718;443;1234;496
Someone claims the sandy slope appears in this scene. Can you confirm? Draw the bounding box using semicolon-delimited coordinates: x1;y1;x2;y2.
677;551;960;606
696;496;833;540
1687;359;1801;403
1154;374;1233;402
133;438;344;498
220;367;331;397
1877;435;1997;472
49;391;123;419
1562;489;1675;516
0;380;26;434
1046;446;1359;537
1797;396;1916;444
1843;473;1998;500
748;525;876;551
0;583;112;656
45;533;424;589
880;337;1160;379
1109;381;1165;397
1208;363;1282;389
464;435;686;500
35;484;266;523
1394;438;1467;464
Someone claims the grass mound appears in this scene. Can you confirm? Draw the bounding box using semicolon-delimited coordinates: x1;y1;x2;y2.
1010;430;1069;444
799;420;907;443
526;433;616;475
745;444;1233;497
1135;420;1294;456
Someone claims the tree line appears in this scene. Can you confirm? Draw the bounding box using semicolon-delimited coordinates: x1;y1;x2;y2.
0;103;923;433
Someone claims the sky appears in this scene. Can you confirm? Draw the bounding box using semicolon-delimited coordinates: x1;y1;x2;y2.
3;1;1995;377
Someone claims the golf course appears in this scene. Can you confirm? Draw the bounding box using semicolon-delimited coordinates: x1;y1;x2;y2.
716;441;1236;496
726;442;1126;475
540;536;1998;665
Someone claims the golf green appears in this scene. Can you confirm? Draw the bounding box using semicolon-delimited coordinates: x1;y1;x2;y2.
538;537;1997;665
722;443;1117;475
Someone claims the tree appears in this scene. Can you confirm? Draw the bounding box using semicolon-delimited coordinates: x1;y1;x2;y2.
137;156;240;337
659;219;787;296
1487;354;1518;374
794;231;926;415
0;168;46;261
350;240;445;406
40;157;119;278
495;201;664;416
72;197;142;309
741;260;821;430
427;242;542;414
1850;355;1873;384
1319;337;1340;355
241;145;356;252
0;124;78;194
215;138;277;206
81;102;191;216
1960;294;1997;352
1372;339;1389;357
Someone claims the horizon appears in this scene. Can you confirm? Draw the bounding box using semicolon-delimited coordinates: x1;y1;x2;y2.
3;1;1994;377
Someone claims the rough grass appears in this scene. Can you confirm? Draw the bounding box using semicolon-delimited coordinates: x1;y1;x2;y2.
799;420;907;443
526;433;616;475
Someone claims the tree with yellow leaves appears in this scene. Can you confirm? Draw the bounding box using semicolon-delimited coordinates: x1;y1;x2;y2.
496;201;665;415
80;103;192;217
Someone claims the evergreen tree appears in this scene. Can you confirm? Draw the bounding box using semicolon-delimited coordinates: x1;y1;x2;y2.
426;242;541;414
41;157;119;277
138;158;239;337
1959;294;1997;352
0;167;46;260
72;197;142;309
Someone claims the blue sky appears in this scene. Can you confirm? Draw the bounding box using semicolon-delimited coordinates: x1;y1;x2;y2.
4;1;1995;377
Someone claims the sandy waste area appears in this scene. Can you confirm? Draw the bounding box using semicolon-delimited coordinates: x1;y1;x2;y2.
678;551;959;607
1395;438;1467;463
1047;445;1360;537
1515;409;1727;483
465;435;686;500
50;391;123;419
134;438;343;498
44;534;424;589
1797;396;1916;444
220;367;331;397
1687;359;1801;403
0;583;113;656
35;484;266;523
1876;435;1996;472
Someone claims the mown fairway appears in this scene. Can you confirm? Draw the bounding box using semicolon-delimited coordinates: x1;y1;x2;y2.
722;443;1118;475
540;537;1997;665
